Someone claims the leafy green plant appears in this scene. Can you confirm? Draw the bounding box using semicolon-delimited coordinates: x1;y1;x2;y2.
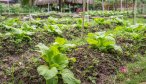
75;18;82;29
4;27;34;44
87;31;122;52
85;10;132;17
36;37;80;84
94;18;105;25
114;24;146;40
109;16;124;25
44;24;62;35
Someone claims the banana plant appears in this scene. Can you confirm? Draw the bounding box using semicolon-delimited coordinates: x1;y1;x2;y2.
36;37;80;84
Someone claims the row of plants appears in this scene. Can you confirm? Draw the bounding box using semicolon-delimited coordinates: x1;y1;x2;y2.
84;10;133;17
0;3;41;14
0;15;124;50
0;14;146;84
35;22;146;83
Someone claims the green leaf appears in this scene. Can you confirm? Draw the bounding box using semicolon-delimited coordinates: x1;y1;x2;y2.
51;25;62;34
37;65;58;80
12;28;23;34
46;77;58;84
55;37;66;45
64;44;76;48
62;69;81;84
52;54;69;69
103;36;115;46
50;46;60;56
61;44;76;51
114;45;123;53
36;43;49;55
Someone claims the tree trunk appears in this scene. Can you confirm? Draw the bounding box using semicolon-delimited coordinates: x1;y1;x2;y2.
59;0;62;12
120;0;123;11
81;0;86;37
142;1;145;14
126;0;128;11
93;0;95;10
102;0;105;11
133;0;137;24
114;0;118;11
87;0;89;11
29;0;33;6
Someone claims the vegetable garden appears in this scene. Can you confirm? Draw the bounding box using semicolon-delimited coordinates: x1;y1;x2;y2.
0;0;146;84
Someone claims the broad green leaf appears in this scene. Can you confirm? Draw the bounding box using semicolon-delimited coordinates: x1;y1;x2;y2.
62;44;76;51
46;77;58;84
52;54;68;69
86;31;121;52
50;46;60;56
12;28;23;34
36;43;55;63
55;37;66;45
87;33;94;37
103;36;115;46
62;69;81;84
87;38;98;45
36;43;49;55
37;65;58;80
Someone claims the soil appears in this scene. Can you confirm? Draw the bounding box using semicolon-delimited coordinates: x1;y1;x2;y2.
68;45;123;84
0;50;45;84
0;37;145;84
0;44;124;84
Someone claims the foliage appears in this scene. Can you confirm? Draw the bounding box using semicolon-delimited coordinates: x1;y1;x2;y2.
44;24;63;35
36;37;80;84
117;56;146;84
0;3;41;14
85;11;132;17
114;23;146;40
87;31;122;52
94;18;106;25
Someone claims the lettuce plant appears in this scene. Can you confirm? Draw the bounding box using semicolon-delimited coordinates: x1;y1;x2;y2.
94;18;105;25
36;37;80;84
44;24;62;35
4;27;34;44
87;31;122;53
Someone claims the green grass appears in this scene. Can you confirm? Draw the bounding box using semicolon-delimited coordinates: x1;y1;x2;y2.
128;18;146;24
117;56;146;84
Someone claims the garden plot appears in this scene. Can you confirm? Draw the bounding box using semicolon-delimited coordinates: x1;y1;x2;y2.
0;14;146;84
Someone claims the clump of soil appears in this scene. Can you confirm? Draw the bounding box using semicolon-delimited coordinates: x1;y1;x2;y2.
68;45;123;84
0;51;45;84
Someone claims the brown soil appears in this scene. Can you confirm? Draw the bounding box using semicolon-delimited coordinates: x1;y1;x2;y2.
68;45;123;84
0;50;45;84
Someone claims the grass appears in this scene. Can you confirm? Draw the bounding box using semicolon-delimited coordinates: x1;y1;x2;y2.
128;17;146;24
117;56;146;84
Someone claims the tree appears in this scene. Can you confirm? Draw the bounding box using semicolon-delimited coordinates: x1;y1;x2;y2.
120;0;123;11
19;0;34;6
81;0;86;38
102;0;105;11
133;0;137;24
